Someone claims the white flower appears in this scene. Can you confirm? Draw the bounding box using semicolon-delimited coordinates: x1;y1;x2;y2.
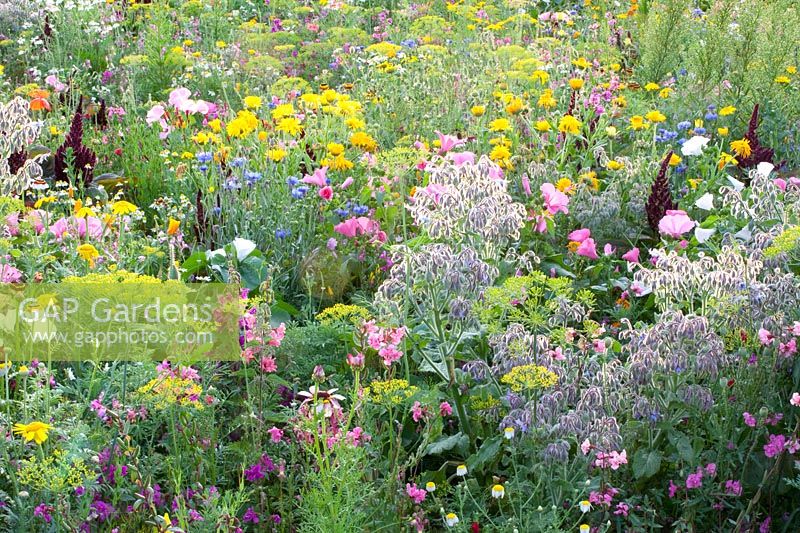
426;481;436;492
734;225;752;242
681;135;710;156
503;427;515;440
727;175;745;192
491;484;505;498
456;464;467;476
694;193;714;211
694;227;716;243
445;513;459;527
579;500;592;513
579;525;590;533
756;162;775;178
231;238;257;260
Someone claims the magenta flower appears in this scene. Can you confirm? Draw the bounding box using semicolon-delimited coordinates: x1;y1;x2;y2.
439;401;453;416
658;210;696;238
621;247;640;263
541;183;569;215
0;263;22;283
685;468;703;489
568;228;591;242
448;151;475;166
319;186;333;201
743;412;757;427
576;238;599;259
267;426;283;443
435;131;466;154
764;434;787;458
406;483;427;504
725;479;742;496
301;167;329;187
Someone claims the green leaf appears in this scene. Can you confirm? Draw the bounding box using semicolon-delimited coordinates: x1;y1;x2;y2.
669;432;695;463
425;432;468;457
633;449;662;480
466;436;503;473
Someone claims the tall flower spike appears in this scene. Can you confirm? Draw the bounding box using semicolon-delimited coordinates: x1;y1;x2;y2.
645;151;676;233
738;104;775;170
53;103;97;187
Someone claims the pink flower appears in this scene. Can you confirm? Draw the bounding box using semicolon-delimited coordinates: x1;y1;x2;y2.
549;346;565;361
4;212;19;236
791;392;800;407
439;401;453;416
267;426;284;443
758;328;774;345
168;87;192;107
685;468;703;489
406;483;427;504
791;322;800;336
576;238;599;259
319;186;333;201
340;177;354;189
541;183;569;215
603;243;616;256
764;434;787;458
774;178;787;191
333;217;381;239
259;356;277;373
580;439;592;455
779;338;797;357
743;412;757;427
346;352;365;369
668;480;680;498
448;151;475;166
0;263;22;283
705;463;717;477
301;167;328;187
411;401;427;423
268;323;286;347
435;131;466;154
379;346;402;366
725;479;742;496
658;210;696;238
621;247;640;263
419;183;449;204
533;214;549;233
45;74;66;92
568;228;591;242
521;175;532;196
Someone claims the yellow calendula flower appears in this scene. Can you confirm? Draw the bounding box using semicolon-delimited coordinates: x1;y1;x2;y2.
717;127;729;136
534;120;551;132
327;142;345;156
505;97;524;114
470;105;486;116
787;66;797;74
568;78;584;90
276;117;303;136
208;118;222;133
775;75;791;84
644;82;660;91
556;178;573;193
271;103;295;120
572;57;591;69
267;148;287;161
77;243;100;267
606;159;624;171
629;115;649;131
558;115;582;135
669;153;682;166
489;118;511;132
730;138;751;159
718;151;738;169
112;200;138;215
13;421;53;445
243;95;262;109
537;89;557;109
350;131;377;152
530;70;549;84
645;110;666;123
659;87;673;99
719;106;736;116
489;144;513;168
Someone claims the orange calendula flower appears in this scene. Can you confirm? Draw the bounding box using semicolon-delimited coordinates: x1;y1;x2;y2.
167;218;181;235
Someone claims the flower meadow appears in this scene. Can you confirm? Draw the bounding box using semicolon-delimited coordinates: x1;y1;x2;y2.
1;0;800;531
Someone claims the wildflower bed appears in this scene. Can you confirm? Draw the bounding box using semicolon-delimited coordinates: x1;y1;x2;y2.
1;0;800;531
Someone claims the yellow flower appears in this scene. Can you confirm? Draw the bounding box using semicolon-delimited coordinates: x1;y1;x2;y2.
645;110;666;123
537;89;557;109
489;118;511;132
568;78;584;90
13;421;53;445
350;131;377;152
489;144;513;168
271;103;295;120
77;243;100;267
327;142;345;156
112;200;138;215
534;120;551;132
719;106;736;116
659;87;673;99
730;138;751;159
628;115;649;131
276;117;303;136
167;218;180;236
243;95;262;109
501;364;558;392
787;66;797;74
208;119;222;133
606;159;624;171
605;126;618;138
322;154;354;171
345;117;366;130
644;82;660;91
718;151;738;169
530;70;549;84
572;57;591;69
558;115;582;135
491;484;505;498
470;105;486;116
267;148;287;161
669;153;682;166
717;127;729;136
75;205;96;218
215;40;227;48
505;97;524;114
775;75;791;84
612;95;627;108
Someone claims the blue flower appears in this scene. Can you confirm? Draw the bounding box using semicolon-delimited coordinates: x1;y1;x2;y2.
334;208;350;217
291;186;309;199
198;164;209;173
224;178;241;191
694;127;707;135
286;176;300;186
196;152;213;163
230;157;247;168
275;229;291;239
705;112;718;121
677;121;692;131
352;204;369;216
244;171;263;186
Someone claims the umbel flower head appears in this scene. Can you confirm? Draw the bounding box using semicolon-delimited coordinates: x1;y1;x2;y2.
645;151;677;233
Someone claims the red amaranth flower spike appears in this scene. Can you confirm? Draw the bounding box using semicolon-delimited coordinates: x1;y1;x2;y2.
645;151;677;233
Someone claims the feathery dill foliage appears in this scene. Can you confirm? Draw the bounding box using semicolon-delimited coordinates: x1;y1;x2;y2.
635;0;688;82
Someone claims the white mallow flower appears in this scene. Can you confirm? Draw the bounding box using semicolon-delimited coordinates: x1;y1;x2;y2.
727;175;745;192
695;226;716;243
681;135;710;156
695;193;714;211
757;162;775;179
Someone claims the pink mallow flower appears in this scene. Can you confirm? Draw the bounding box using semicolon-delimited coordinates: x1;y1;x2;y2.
758;328;775;346
622;247;640;263
576;238;599;260
267;426;284;443
658;210;696;238
541;183;569;215
791;392;800;407
435;131;466;154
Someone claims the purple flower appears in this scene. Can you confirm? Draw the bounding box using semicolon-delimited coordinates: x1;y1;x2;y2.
34;504;53;524
243;507;260;524
725;479;742;496
686;468;703;489
244;463;266;482
764;434;787;458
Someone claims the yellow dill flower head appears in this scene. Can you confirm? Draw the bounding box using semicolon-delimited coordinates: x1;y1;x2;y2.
500;364;558;392
369;379;418;405
315;303;371;325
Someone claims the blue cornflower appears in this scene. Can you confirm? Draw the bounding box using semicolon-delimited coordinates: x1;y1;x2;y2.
224;177;241;191
352;204;369;216
334;208;349;217
230;157;246;168
212;207;221;216
198;164;209;173
677;121;692;130
275;229;291;239
244;171;263;186
291;186;309;199
705;112;718;121
286;176;300;186
694;127;707;135
196;152;213;163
